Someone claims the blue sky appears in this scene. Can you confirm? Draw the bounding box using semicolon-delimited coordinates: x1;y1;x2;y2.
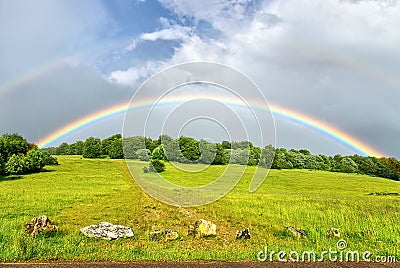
1;0;399;157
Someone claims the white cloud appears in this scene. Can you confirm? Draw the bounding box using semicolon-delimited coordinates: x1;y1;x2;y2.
140;24;192;41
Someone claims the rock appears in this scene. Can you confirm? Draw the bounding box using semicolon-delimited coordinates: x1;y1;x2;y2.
80;222;134;240
149;229;163;240
188;219;216;238
287;226;307;239
327;227;340;238
164;230;179;241
25;215;58;236
236;229;251;239
149;229;179;241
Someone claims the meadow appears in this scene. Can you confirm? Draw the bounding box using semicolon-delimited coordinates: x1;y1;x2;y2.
0;155;399;262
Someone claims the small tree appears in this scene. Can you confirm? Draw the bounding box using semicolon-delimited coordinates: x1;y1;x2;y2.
149;159;165;173
83;137;102;158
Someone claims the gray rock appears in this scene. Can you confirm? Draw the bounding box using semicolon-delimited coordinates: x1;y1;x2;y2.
236;229;251;239
327;227;340;238
25;215;58;236
80;222;134;240
188;219;216;238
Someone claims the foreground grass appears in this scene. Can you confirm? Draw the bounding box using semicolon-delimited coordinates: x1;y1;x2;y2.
0;156;399;262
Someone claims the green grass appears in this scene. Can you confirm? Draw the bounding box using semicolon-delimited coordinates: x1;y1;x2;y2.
0;156;399;262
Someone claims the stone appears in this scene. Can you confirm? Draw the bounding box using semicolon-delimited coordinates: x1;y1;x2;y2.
236;229;251;239
164;230;179;241
149;229;179;241
188;219;216;238
287;226;307;239
80;222;134;240
149;230;163;240
25;215;58;236
327;227;340;238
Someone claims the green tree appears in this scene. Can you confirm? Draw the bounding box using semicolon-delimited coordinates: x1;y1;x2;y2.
178;136;200;161
123;136;146;159
109;138;124;159
151;145;167;161
0;133;31;162
212;143;228;165
101;134;122;156
69;140;84;155
221;140;231;149
82;137;102;158
0;155;5;175
56;142;70;155
149;159;165;172
136;148;151;161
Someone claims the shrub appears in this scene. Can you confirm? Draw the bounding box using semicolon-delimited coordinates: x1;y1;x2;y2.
41;151;59;165
5;154;26;174
149;159;165;173
24;149;46;172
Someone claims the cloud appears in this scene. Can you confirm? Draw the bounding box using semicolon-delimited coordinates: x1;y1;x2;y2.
140;24;192;41
106;0;400;157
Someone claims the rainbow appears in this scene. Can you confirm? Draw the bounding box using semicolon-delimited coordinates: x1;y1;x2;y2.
35;97;385;157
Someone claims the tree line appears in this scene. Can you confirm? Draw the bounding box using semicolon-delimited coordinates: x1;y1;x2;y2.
0;134;58;175
44;134;400;181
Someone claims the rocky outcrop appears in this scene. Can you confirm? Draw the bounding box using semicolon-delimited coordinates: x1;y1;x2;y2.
188;219;216;238
236;229;251;239
25;215;58;236
80;222;134;240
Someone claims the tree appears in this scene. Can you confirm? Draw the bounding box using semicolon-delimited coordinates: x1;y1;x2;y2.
0;155;5;175
56;143;70;155
259;145;275;168
178;136;200;162
82;137;102;158
109;138;124;159
151;145;167;161
69;140;84;155
123;136;146;159
136;148;151;161
221;141;231;149
212;143;228;165
149;159;165;172
101;134;121;156
0;133;32;162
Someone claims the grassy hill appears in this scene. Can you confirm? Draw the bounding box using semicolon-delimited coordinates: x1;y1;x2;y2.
0;156;399;261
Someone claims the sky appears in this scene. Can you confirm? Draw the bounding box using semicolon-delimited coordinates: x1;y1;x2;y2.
0;0;399;158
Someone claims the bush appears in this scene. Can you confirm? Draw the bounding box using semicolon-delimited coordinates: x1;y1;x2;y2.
24;149;46;172
41;151;59;165
149;159;165;173
5;154;26;174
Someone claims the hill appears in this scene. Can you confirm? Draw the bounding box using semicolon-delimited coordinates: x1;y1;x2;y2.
0;156;399;262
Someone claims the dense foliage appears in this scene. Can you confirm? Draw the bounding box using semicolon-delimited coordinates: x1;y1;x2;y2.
0;133;58;175
44;134;400;181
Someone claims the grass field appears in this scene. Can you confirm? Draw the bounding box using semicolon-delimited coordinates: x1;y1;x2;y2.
0;156;399;262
